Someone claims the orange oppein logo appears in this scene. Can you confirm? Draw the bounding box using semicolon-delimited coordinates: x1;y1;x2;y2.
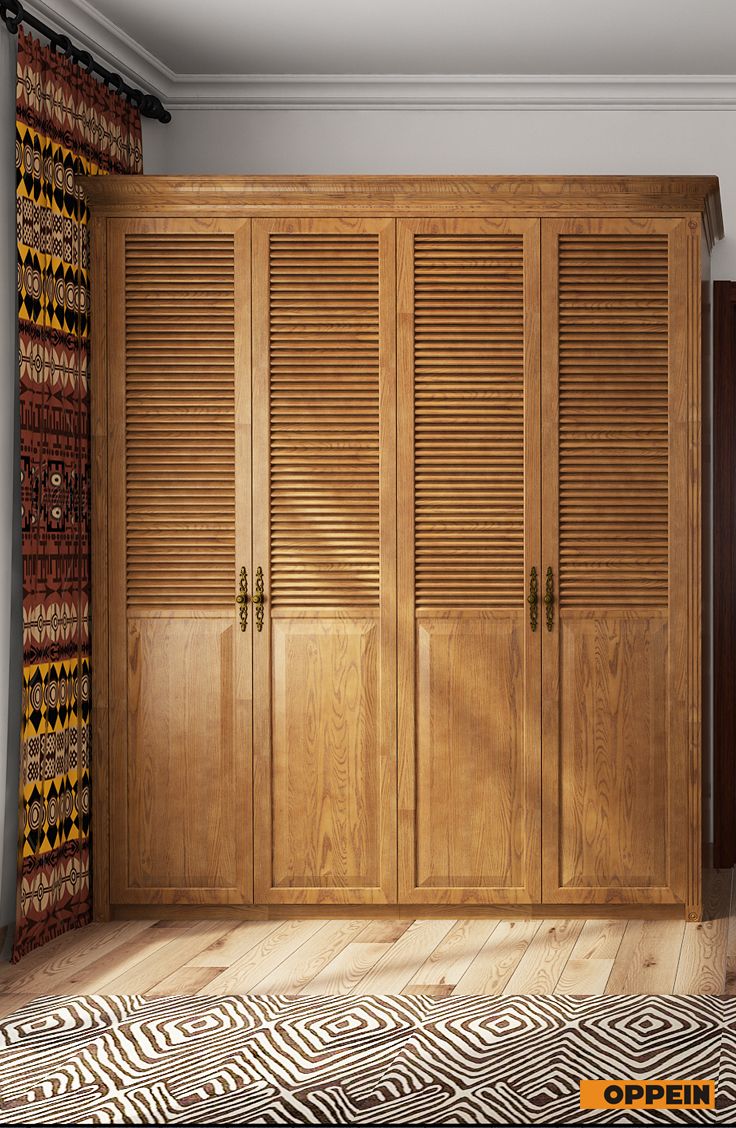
580;1080;715;1110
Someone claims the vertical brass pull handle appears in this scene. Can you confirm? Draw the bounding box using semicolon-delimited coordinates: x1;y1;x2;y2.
236;566;248;632
528;566;538;631
253;566;265;632
545;566;555;632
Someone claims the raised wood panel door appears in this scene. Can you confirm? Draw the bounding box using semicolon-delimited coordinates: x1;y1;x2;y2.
541;217;697;908
397;218;541;904
252;218;396;904
108;218;252;905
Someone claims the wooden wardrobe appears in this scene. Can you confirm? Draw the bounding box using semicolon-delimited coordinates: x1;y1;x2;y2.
83;176;722;921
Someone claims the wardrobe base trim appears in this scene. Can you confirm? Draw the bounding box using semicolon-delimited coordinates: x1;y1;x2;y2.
106;902;698;923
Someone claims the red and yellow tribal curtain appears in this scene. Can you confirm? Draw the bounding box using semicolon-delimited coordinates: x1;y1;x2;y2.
14;29;142;959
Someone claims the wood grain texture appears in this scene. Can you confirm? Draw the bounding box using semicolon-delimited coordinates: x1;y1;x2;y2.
203;920;328;994
354;920;456;993
406;919;499;989
107;218;252;908
145;965;228;998
410;227;527;608
2;882;732;1001
541;217;694;909
565;918;627;961
557;613;669;891
118;616;250;902
356;920;412;942
452;920;541;994
248;919;366;993
0;921;155;996
503;920;584;994
252;218;396;905
606;920;686;993
302;942;393;995
188;921;282;967
109;901;690;922
63;922;198;995
397;218;541;906
553;919;627;993
413;616;532;893
122;228;237;608
96;922;240;994
556;960;615;994
79;177;724;250
269;617;380;890
90;181;711;922
556;231;669;607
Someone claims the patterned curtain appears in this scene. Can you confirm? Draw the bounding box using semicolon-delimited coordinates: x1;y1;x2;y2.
13;29;142;960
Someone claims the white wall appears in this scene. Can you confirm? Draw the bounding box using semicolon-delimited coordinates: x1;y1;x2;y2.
142;107;736;274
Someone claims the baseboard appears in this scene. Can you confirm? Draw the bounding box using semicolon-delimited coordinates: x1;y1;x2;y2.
109;902;689;923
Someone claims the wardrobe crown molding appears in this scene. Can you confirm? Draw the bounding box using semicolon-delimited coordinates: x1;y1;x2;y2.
81;174;724;249
24;3;736;113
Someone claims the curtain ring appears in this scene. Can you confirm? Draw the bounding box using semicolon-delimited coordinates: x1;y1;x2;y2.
52;33;73;57
76;49;94;73
107;72;124;93
2;0;25;34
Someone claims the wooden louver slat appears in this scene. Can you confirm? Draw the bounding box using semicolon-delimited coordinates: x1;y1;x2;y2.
413;235;525;607
124;233;236;607
558;234;669;607
268;234;381;606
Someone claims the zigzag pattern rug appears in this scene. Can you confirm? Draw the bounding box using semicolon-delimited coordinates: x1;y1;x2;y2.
1;993;735;1124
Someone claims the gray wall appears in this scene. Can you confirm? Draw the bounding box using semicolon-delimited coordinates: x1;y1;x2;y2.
142;106;736;275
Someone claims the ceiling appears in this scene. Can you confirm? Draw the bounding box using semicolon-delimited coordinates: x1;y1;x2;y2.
47;0;736;78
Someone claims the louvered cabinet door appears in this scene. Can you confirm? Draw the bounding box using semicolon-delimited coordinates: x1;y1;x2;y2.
397;218;541;904
541;217;697;908
252;218;396;904
107;218;252;905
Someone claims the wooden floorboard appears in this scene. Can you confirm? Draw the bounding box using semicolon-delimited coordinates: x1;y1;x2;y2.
247;920;366;994
352;920;456;994
452;920;541;995
1;871;734;1004
503;920;584;995
202;921;327;995
606;920;686;995
302;942;393;995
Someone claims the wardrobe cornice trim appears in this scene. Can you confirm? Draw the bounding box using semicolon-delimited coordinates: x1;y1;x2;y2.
80;175;723;248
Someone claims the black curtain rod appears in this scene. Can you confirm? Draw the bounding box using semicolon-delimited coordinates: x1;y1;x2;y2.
0;0;171;122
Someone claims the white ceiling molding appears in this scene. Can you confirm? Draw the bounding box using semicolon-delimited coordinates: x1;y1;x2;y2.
158;75;736;111
24;0;736;111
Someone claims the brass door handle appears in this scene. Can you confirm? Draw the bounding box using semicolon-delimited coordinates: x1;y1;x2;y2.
528;566;538;631
253;566;265;632
236;566;248;632
545;566;555;632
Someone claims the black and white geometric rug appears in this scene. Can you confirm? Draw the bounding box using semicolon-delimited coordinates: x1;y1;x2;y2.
1;993;735;1124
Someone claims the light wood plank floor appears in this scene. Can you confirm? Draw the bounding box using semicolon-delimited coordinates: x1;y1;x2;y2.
1;870;733;1016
